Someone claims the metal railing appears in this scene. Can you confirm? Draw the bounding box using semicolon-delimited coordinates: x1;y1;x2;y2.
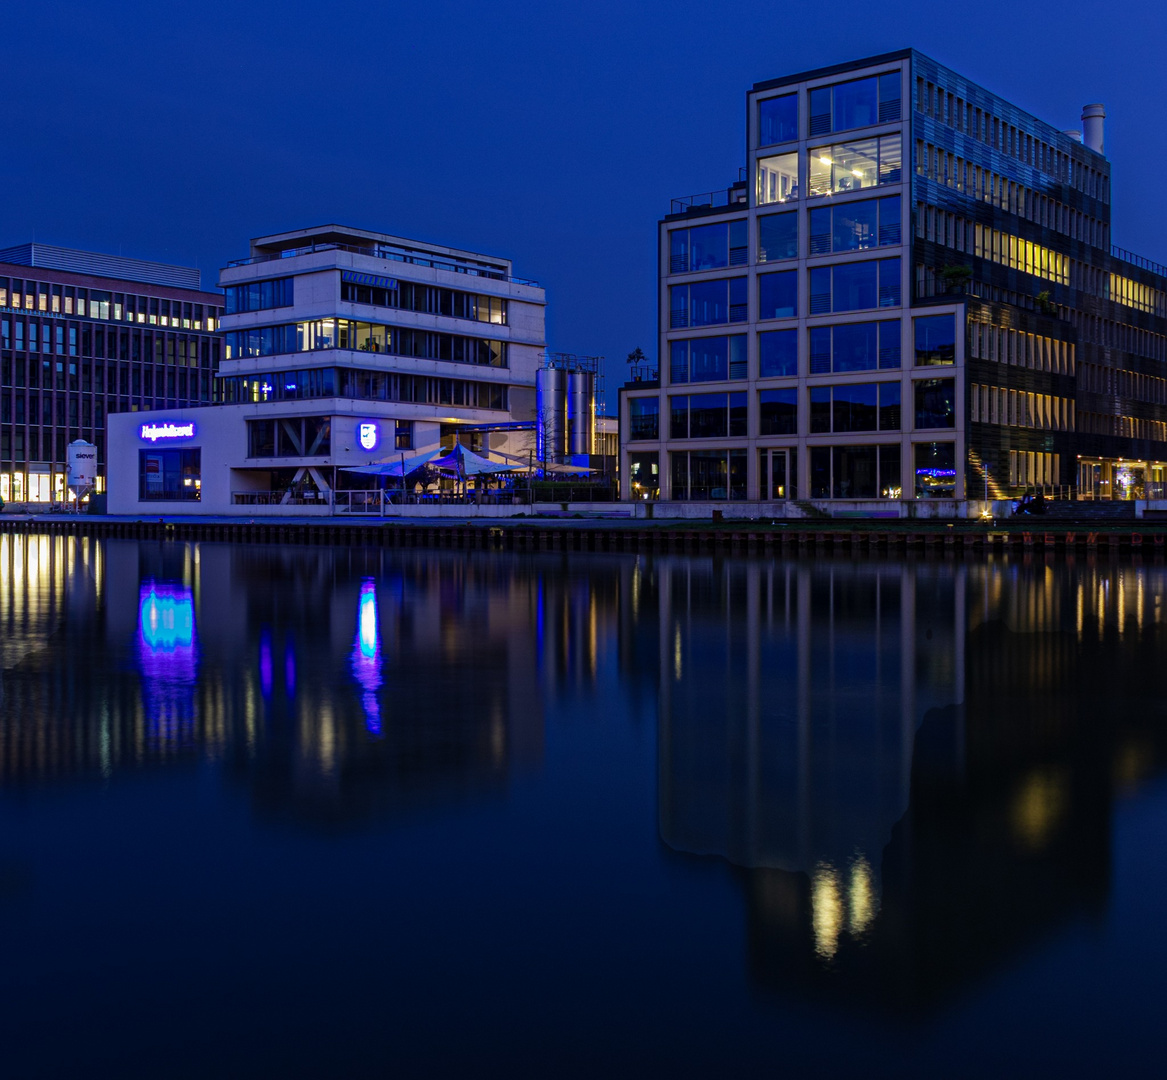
1111;246;1167;278
669;187;748;216
226;241;539;287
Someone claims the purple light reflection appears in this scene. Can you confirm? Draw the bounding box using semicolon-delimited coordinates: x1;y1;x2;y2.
350;580;383;734
137;582;199;742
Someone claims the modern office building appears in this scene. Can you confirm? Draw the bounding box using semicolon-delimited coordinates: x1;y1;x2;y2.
107;224;546;514
621;49;1167;509
0;244;223;505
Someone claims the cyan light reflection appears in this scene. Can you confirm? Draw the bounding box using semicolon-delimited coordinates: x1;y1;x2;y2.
137;582;199;738
351;580;383;734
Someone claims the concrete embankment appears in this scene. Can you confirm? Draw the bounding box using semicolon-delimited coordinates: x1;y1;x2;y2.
2;513;1166;558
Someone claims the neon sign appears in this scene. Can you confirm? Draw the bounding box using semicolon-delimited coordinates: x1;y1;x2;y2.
140;422;196;442
358;422;378;452
915;468;957;478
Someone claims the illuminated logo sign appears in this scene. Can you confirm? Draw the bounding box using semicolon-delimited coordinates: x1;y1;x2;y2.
915;468;957;478
140;422;196;442
358;422;378;452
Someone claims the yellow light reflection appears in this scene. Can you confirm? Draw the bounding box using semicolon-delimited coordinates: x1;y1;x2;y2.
1012;768;1067;850
811;863;843;959
848;855;877;937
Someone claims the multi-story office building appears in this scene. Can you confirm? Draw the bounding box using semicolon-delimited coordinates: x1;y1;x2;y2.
622;50;1167;508
107;224;546;513
0;244;223;505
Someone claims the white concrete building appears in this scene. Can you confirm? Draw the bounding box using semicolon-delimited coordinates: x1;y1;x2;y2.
108;224;546;514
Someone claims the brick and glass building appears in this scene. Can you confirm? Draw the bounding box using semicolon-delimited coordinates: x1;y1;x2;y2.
0;244;222;505
621;49;1167;509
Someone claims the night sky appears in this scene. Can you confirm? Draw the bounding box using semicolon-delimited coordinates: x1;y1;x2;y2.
4;0;1165;396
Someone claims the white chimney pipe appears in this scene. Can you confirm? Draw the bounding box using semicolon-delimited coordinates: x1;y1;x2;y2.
1082;104;1105;154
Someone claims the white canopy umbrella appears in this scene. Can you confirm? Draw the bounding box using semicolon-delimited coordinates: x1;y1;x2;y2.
429;444;522;476
341;448;443;477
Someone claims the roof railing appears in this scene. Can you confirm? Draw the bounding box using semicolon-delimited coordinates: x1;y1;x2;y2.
225;241;539;286
1111;246;1167;279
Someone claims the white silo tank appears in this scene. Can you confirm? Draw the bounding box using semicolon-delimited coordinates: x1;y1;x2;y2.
67;440;98;492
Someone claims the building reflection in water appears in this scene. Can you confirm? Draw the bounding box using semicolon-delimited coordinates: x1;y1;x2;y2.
655;554;1167;1012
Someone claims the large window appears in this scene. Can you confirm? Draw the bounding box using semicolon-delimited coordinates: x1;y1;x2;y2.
247;417;331;458
809;72;901;136
758;211;798;263
809;382;901;433
758;94;797;146
808;135;902;196
758;271;797;320
759;329;797;377
671;449;747;500
669;221;747;274
217;367;507;411
224;321;507;368
809;321;901;373
669;393;747;439
757;152;798;205
914;314;956;365
628;397;659;440
670;335;746;383
914;378;956;428
224;277;294;314
810;444;901;499
809;196;901;255
915;441;956;498
341;275;507;325
759;389;797;435
809;258;901;314
670;279;748;328
139;449;200;501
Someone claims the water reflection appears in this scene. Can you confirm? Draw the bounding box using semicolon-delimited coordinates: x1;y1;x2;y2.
2;534;1167;1025
654;554;1167;1012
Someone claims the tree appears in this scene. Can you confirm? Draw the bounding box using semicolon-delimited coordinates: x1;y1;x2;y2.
626;346;647;366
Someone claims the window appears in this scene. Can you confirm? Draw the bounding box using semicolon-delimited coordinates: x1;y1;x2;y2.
670;279;747;328
809;196;901;255
247;416;331;458
809;73;901;135
224;277;294;314
915;314;956;365
671;449;747;500
758;271;797;320
629;452;659;498
809;321;900;373
758;94;797;146
914;378;956;428
756;152;798;205
139;449;201;501
629;397;660;440
669;221;747;274
758;211;797;262
809;258;901;314
395;420;414;450
669;392;747;439
808;135;902;196
809;382;900;433
809;444;901;498
759;388;797;435
669;335;746;383
759;329;797;377
915;441;956;498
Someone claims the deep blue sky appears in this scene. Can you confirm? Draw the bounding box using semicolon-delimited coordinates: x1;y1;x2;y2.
4;0;1165;388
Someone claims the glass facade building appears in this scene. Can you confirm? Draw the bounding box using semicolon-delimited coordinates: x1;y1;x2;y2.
622;49;1167;505
0;244;222;504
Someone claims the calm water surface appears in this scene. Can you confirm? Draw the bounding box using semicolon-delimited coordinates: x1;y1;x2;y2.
1;534;1166;1077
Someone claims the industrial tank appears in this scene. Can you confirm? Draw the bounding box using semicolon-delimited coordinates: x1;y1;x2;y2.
536;366;567;462
567;371;595;457
66;439;98;493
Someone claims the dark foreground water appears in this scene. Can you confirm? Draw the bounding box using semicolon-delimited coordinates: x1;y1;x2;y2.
2;535;1166;1077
